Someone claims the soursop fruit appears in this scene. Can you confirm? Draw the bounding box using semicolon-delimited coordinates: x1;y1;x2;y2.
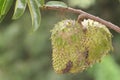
51;19;113;74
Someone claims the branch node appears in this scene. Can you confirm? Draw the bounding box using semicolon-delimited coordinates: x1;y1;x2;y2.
43;6;120;33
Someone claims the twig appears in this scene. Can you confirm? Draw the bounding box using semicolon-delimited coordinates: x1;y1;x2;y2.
43;6;120;33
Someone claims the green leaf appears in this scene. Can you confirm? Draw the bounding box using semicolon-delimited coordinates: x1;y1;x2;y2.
28;0;41;31
0;0;5;16
1;0;13;15
12;0;27;19
0;0;14;22
45;1;68;8
35;0;45;7
0;0;6;16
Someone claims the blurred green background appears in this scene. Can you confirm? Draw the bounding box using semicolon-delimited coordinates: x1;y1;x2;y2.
0;0;120;80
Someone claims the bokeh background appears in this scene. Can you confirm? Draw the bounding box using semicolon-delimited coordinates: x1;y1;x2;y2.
0;0;120;80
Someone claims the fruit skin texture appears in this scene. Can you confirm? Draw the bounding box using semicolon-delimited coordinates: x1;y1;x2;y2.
51;19;113;74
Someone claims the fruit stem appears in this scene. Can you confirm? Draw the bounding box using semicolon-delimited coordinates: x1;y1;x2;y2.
43;6;120;33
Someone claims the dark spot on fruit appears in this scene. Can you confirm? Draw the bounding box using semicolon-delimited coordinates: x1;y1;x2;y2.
84;49;89;59
62;61;73;73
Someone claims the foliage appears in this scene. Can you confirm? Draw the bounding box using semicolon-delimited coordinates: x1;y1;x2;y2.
0;0;13;22
88;55;120;80
0;0;67;31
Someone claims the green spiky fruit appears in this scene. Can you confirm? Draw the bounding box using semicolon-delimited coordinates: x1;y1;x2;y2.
51;19;113;74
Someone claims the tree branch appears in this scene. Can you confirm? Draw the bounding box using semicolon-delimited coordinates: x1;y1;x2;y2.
43;6;120;33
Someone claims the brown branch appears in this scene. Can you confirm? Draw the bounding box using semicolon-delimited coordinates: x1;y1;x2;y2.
43;6;120;33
